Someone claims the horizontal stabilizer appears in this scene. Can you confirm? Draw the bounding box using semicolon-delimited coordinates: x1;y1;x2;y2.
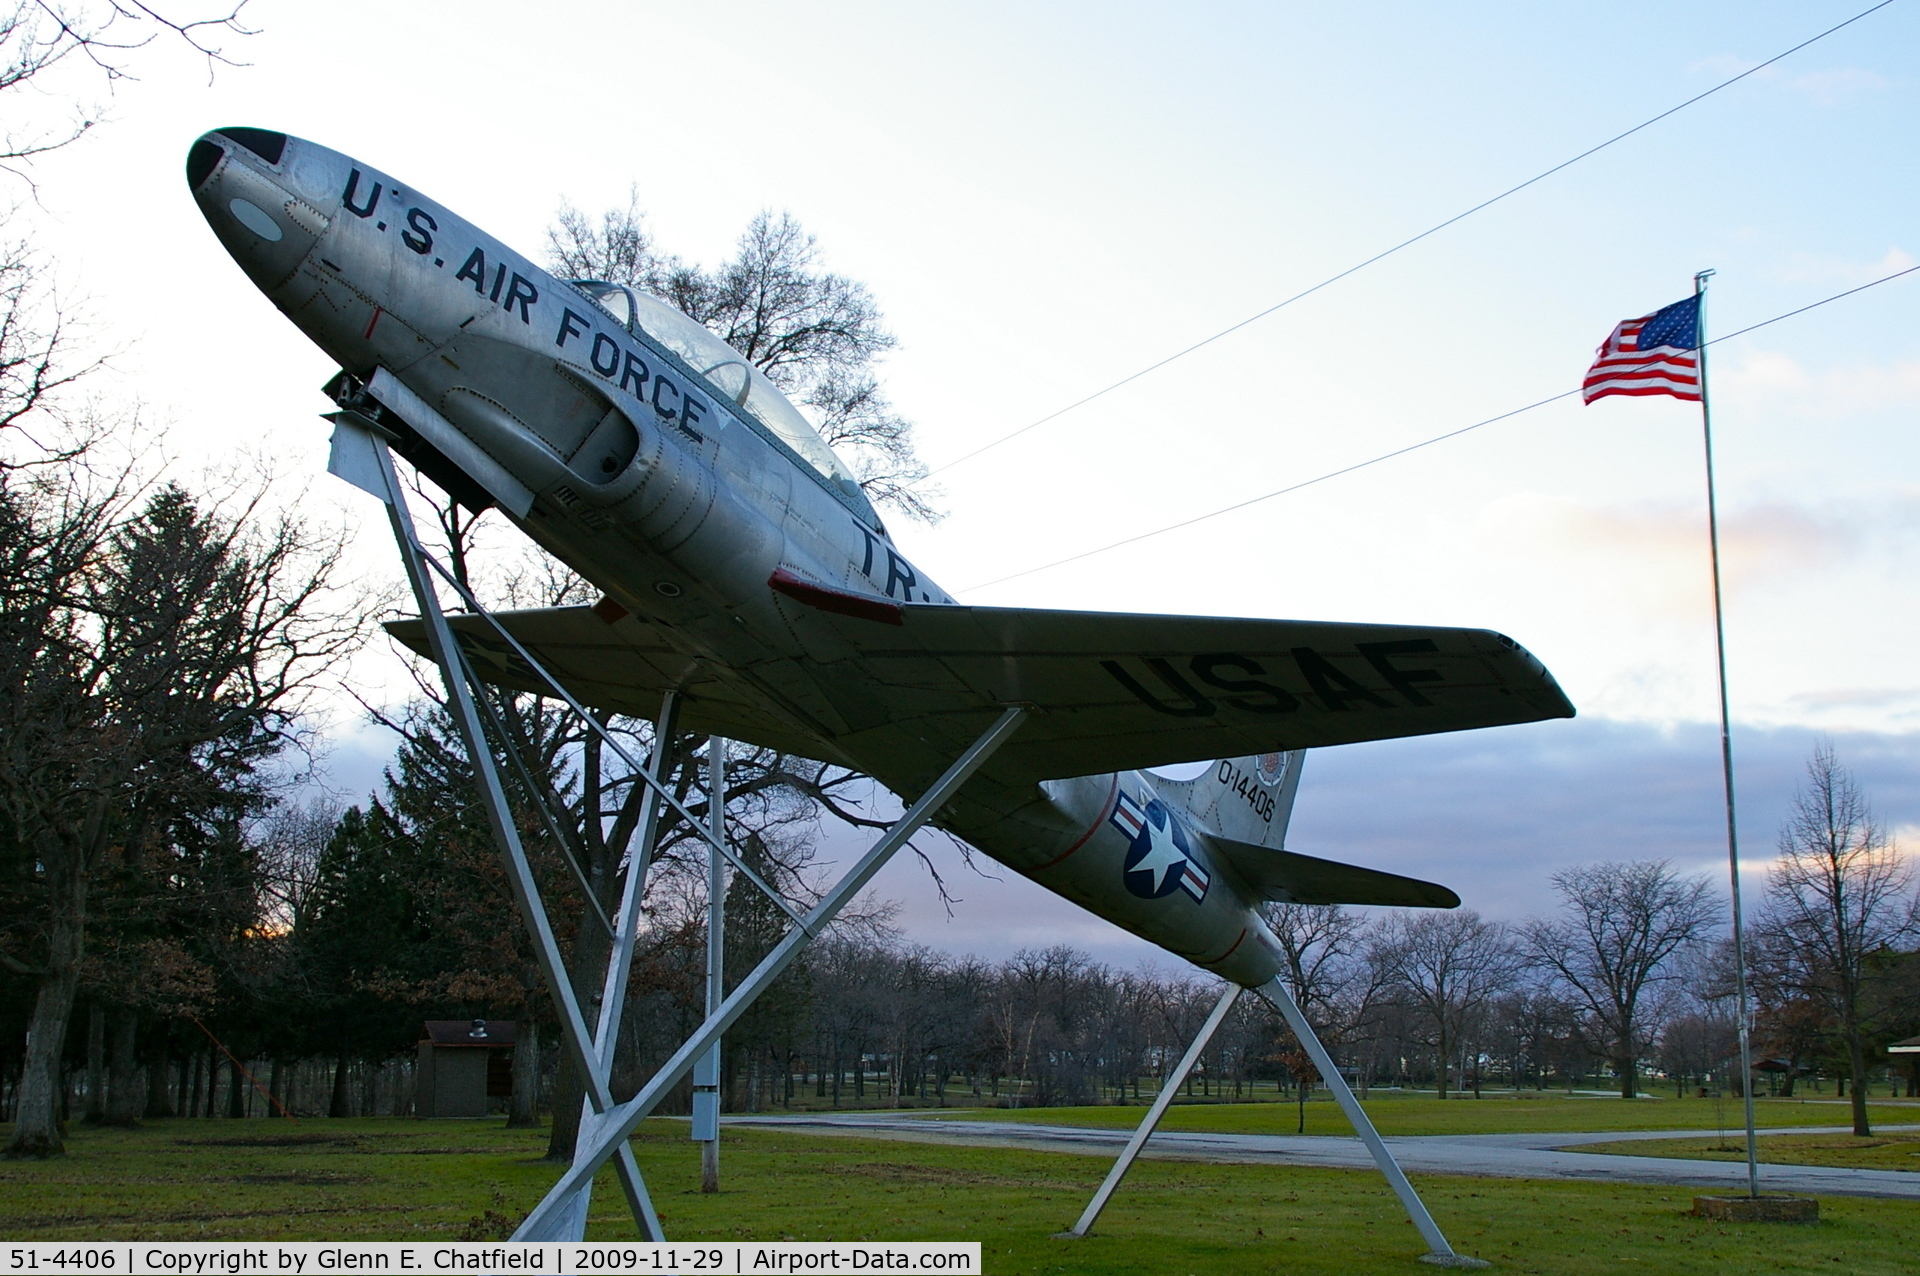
1210;836;1460;909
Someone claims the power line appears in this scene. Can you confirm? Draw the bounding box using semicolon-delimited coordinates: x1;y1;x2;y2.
962;262;1920;593
922;0;1896;483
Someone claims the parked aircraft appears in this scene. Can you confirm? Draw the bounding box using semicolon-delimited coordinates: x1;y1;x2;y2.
186;125;1572;998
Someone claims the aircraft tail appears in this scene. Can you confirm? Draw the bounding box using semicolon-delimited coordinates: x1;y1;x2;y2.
1158;750;1459;908
1154;750;1306;850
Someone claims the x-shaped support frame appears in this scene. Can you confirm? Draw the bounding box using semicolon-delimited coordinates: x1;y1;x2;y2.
513;704;1028;1239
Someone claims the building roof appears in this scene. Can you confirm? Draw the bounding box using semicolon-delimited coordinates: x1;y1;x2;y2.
421;1019;517;1048
1889;1034;1920;1055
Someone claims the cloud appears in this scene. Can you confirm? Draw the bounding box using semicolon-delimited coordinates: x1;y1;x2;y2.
1685;55;1888;107
1778;246;1914;288
1785;66;1889;107
1782;686;1920;713
1475;491;1869;617
1285;717;1920;921
845;718;1920;966
1720;348;1920;414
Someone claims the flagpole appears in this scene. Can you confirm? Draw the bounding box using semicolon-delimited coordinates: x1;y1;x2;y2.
1695;268;1761;1198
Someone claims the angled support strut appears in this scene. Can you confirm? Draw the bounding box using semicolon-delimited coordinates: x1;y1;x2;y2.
1066;982;1241;1237
532;691;682;1243
418;552;806;932
514;705;1029;1240
333;413;663;1241
1251;978;1480;1268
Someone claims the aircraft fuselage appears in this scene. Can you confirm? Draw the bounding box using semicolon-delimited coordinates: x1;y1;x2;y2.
187;127;1360;988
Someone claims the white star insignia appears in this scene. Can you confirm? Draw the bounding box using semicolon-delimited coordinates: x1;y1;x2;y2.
1129;816;1187;894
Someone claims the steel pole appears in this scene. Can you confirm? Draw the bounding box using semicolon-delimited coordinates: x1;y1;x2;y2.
1066;983;1239;1237
597;694;681;1061
557;692;682;1244
1695;269;1762;1198
415;559;807;931
515;708;1028;1239
696;737;727;1192
1252;978;1474;1266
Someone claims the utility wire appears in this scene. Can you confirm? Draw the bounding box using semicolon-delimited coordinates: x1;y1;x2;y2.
923;0;1896;482
963;262;1920;592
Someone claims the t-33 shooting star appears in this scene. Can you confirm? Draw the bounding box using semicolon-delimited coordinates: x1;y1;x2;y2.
188;126;1569;1260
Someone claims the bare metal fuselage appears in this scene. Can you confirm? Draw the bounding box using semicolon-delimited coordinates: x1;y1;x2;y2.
189;128;1296;986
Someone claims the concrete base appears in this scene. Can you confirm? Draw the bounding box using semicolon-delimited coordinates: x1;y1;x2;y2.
1418;1255;1490;1270
1693;1195;1820;1222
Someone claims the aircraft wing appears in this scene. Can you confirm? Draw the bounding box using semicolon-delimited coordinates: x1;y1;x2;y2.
388;597;1572;792
807;601;1574;789
384;608;843;762
1206;835;1460;909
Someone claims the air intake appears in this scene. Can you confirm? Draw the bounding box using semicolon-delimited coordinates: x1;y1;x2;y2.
185;138;222;189
214;127;286;165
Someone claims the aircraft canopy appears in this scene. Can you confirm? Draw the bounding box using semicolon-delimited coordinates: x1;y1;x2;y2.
573;280;875;521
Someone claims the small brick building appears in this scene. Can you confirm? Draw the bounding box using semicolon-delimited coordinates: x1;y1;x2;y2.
416;1019;516;1117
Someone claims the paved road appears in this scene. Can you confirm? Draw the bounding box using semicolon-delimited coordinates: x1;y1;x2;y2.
726;1112;1920;1201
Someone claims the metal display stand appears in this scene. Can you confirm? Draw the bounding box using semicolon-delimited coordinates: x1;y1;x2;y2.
332;413;665;1240
539;689;681;1242
335;393;1459;1258
1065;977;1483;1268
328;404;1028;1242
513;704;1028;1239
1065;983;1241;1237
1253;978;1481;1268
694;737;727;1193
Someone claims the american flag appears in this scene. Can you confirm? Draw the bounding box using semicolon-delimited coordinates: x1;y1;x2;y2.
1583;294;1702;404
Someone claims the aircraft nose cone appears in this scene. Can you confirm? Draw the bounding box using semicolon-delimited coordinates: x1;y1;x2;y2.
187;127;326;292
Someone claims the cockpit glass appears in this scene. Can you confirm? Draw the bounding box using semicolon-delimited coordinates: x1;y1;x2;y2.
570;280;875;520
577;280;633;331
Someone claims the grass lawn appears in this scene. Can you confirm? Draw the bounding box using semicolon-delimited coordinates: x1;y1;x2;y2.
1576;1128;1920;1173
925;1091;1920;1137
1;1118;1917;1274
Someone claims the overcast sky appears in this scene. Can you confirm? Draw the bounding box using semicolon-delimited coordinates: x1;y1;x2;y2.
25;1;1920;966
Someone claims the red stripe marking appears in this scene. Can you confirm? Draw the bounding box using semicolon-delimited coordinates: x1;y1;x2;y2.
768;567;903;626
363;305;384;339
1035;773;1120;870
1198;928;1248;967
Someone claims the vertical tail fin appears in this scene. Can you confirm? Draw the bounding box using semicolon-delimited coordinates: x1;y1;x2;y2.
1156;750;1305;849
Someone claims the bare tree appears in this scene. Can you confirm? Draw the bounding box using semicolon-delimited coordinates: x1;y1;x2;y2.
1264;901;1362;1113
1656;1004;1738;1100
1762;744;1917;1135
1521;859;1719;1098
545;192;672;297
0;2;254;175
255;795;338;936
1265;902;1363;1029
1371;909;1516;1099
